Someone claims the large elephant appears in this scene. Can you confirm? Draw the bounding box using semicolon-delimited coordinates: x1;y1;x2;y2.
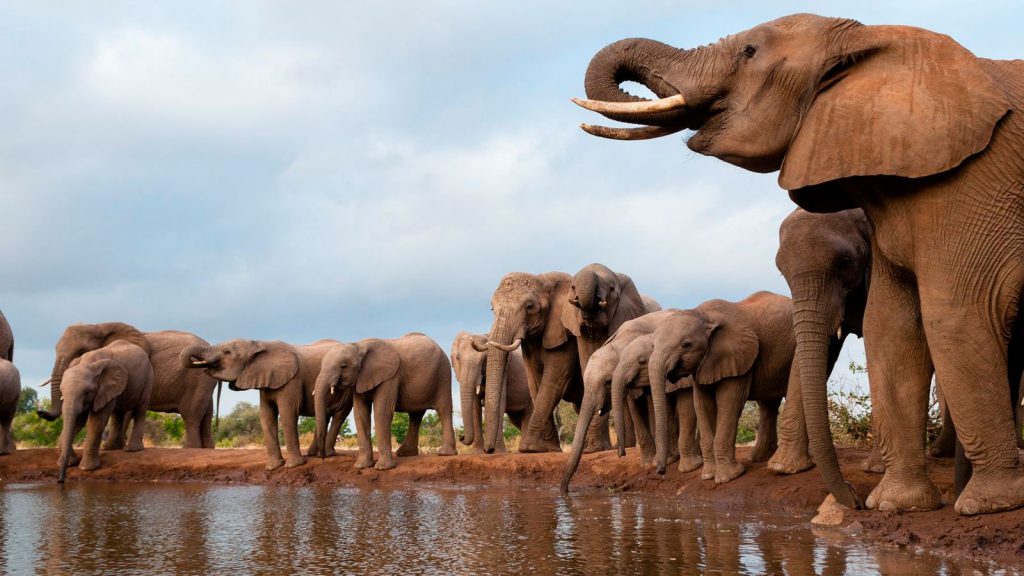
576;14;1024;514
451;332;533;453
182;339;352;470
0;310;13;361
40;323;220;449
482;265;658;454
313;333;456;470
0;359;19;455
57;340;153;483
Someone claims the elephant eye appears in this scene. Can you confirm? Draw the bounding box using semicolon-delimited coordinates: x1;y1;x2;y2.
682;341;692;349
224;350;231;356
742;45;757;58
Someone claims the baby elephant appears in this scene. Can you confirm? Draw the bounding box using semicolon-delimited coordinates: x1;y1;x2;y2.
57;341;153;482
314;333;456;470
0;359;20;455
451;332;534;454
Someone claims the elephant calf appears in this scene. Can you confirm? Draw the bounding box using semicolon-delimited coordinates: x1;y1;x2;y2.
182;339;352;471
0;359;20;455
57;341;153;483
451;332;533;454
314;332;456;470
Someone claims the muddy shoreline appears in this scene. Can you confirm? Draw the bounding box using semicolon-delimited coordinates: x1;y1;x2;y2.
2;446;1022;568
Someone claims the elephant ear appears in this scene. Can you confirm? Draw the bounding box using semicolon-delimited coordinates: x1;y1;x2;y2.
541;272;573;350
355;340;401;394
694;302;759;386
93;360;128;412
780;25;1012;212
235;342;299;390
608;273;647;335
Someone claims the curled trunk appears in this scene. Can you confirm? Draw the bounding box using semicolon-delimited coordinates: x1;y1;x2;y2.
560;383;604;494
38;360;66;421
583;39;692;127
179;344;211;368
483;319;516;453
576;269;599;312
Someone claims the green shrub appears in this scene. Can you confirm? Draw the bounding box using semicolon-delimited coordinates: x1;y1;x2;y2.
143;412;185;446
17;388;38;414
215;402;263;447
736;402;759;444
503;415;520;440
391;412;409;443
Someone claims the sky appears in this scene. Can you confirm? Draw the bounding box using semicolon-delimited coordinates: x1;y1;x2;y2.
1;1;1021;417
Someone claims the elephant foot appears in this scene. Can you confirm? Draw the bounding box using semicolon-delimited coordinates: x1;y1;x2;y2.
469;445;486;455
436;445;457;457
517;440;546;453
265;457;286;471
700;462;716;481
395;444;419;457
749;441;778;463
865;473;943;512
123;443;144;453
767;450;814;475
285;455;306;468
678;454;703;473
79;458;101;472
582;440;613;454
861;448;886;474
374;458;397;471
354;454;375;469
323;447;337;457
954;467;1024;516
715;461;746;484
60;451;81;467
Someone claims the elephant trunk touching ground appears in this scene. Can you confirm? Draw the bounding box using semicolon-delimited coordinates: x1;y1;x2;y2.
459;340;488;447
790;275;862;509
560;376;604;494
483;318;520;453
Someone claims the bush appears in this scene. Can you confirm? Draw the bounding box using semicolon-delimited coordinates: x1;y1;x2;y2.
12;407;64;447
736;402;759;445
215;402;263;448
391;412;409;443
17;388;37;414
144;412;185;446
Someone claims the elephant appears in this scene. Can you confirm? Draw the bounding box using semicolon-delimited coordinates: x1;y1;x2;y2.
0;359;19;455
57;340;153;483
312;333;456;470
650;292;809;484
182;339;352;470
0;310;12;361
482;265;659;454
561;310;693;493
575;13;1024;514
39;323;220;449
451;332;533;453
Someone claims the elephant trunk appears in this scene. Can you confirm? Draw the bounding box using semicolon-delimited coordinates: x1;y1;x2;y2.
314;378;332;459
57;403;78;483
180;344;212;369
611;363;629;458
575;269;599;312
560;375;604;494
647;345;672;474
38;360;66;421
459;368;479;447
792;280;863;509
483;318;517;453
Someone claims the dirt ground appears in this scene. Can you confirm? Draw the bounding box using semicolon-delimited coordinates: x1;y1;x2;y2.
2;446;1022;568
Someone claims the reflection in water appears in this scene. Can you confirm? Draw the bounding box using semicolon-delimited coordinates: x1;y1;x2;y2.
0;483;1009;575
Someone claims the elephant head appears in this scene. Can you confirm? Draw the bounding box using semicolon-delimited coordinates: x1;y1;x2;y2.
181;339;298;391
483;271;572;453
563;264;647;339
313;340;400;456
451;332;491;447
576;14;1011;211
57;358;129;483
41;322;151;421
776;208;872;508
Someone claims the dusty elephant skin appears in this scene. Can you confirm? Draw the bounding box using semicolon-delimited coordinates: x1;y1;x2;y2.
0;310;13;362
577;13;1024;516
0;359;19;455
56;341;153;483
451;332;533;454
314;333;456;471
182;339;352;471
39;323;219;450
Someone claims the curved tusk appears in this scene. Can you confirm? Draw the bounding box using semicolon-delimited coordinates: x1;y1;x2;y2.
571;94;686;115
580;123;685;141
487;339;522;352
38;378;53;388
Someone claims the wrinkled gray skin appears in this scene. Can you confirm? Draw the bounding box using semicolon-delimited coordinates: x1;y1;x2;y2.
0;359;20;455
57;341;153;483
561;310;687;493
182;339;351;470
40;323;219;449
314;333;456;470
0;310;13;362
451;332;533;453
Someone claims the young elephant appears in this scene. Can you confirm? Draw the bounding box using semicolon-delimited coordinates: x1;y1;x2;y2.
450;332;533;454
181;339;352;470
657;292;811;484
0;359;20;455
57;341;153;483
314;333;456;470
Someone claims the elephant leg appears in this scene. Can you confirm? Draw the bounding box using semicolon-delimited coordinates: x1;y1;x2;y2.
861;419;887;474
125;405;146;452
372;386;399;470
434;386;458;457
279;400;305;469
621;401;637;449
471;400;486;454
199;402;214;449
323;412;346;457
80;414;109;471
711;376;751;484
750;399;780;463
102;412;126;451
922;301;1024;515
862;267;941;512
693;384;718;481
182;410;203;449
769;364;814;474
259;396;285;471
583;410;613;454
521;363;572;453
929;387;956;458
353;396;375;469
675;388;702;473
397;410;424;457
0;419;11;454
626;395;651;466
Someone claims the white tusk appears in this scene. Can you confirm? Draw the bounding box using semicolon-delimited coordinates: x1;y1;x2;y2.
580;123;686;141
487;339;522;352
571;94;686;115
